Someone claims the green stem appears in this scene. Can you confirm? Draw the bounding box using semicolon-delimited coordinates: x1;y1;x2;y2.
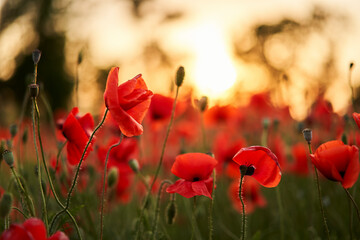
31;98;49;231
32;99;81;239
10;167;35;217
12;207;29;219
307;143;330;239
65;108;108;208
239;175;246;240
208;170;216;240
276;186;284;240
201;113;207;152
344;187;360;223
151;180;172;240
55;140;67;178
135;86;180;240
100;134;124;240
17;89;30;172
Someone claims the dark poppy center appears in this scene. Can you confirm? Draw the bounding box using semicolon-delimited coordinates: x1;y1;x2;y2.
193;177;200;182
240;165;255;176
339;171;345;178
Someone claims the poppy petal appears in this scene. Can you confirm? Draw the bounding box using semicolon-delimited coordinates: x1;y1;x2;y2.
191;180;212;199
166;179;196;198
171;153;217;181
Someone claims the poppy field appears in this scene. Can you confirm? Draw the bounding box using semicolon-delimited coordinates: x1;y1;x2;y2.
1;50;360;240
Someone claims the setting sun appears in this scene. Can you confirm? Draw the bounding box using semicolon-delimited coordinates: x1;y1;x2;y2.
192;24;237;99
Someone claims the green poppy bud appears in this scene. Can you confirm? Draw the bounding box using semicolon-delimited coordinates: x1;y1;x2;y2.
197;96;208;112
129;159;140;173
9;124;18;138
165;199;176;225
108;167;119;188
0;193;13;218
3;150;14;167
175;66;185;87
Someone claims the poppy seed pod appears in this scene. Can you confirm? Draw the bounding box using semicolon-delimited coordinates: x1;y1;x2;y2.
0;193;13;218
3;150;14;167
29;83;39;98
350;62;354;69
175;66;185;87
78;51;83;64
302;128;312;143
32;49;41;65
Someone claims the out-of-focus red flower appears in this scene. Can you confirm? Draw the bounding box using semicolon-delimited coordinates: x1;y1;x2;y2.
0;186;4;199
310;140;359;188
228;178;266;214
268;135;287;170
232;146;281;188
353;112;360;129
166;153;217;199
97;137;138;170
61;107;94;165
147;94;174;125
204;105;238;127
289;143;309;175
213;132;246;174
104;67;153;137
0;218;69;240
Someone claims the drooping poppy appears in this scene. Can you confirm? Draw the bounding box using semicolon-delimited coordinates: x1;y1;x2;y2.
232;146;281;188
0;218;69;240
104;67;153;137
310;140;359;188
228;178;266;214
166;153;217;199
61;107;94;165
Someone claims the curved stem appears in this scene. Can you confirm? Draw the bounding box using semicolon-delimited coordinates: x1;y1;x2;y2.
65;108;108;209
344;187;360;223
55;140;67;178
135;86;180;239
100;134;123;240
151;180;172;240
31;98;49;231
12;207;29;219
239;174;246;240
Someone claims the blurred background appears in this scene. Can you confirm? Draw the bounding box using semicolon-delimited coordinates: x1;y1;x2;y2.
1;0;360;125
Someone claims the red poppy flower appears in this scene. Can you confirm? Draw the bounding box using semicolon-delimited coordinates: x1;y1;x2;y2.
353;112;360;129
232;146;281;188
60;107;94;165
0;218;69;240
166;153;217;199
310;140;359;188
228;178;266;214
104;67;153;137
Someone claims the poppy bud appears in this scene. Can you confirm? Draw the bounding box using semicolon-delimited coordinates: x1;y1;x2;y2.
165;199;176;225
0;140;5;163
9;124;18;138
302;128;312;143
262;118;270;129
197;96;208;112
78;51;83;64
29;84;39;98
107;167;119;188
350;62;354;69
22;128;28;144
32;49;41;65
0;193;13;218
3;150;14;167
341;133;348;145
175;66;185;87
129;159;140;173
